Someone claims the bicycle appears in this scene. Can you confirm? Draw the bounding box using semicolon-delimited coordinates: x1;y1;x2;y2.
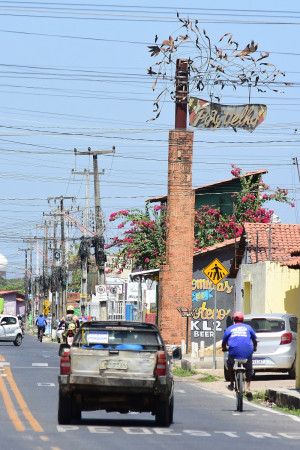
38;327;44;343
233;358;247;412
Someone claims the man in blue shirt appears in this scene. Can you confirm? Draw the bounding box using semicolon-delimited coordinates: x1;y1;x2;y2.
36;314;47;340
222;311;257;394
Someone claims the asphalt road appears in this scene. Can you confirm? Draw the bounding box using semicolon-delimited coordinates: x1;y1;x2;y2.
0;333;299;450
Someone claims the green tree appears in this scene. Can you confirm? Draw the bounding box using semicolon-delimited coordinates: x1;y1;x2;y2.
0;276;24;293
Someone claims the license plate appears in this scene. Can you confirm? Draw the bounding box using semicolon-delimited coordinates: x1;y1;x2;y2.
99;360;128;370
253;359;265;365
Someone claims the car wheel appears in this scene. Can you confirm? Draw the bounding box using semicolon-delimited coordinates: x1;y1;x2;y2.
13;334;22;346
58;389;72;425
224;365;230;382
288;360;296;379
155;397;171;427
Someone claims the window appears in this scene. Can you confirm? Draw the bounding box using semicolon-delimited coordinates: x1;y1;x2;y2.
74;328;161;350
289;317;298;333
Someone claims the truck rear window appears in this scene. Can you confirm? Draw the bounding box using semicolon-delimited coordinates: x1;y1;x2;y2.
73;328;162;350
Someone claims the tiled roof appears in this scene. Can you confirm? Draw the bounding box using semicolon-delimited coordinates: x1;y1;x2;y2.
244;222;300;266
0;290;20;294
147;169;267;203
194;238;239;256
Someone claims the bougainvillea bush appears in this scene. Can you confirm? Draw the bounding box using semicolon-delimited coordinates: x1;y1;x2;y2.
105;204;167;274
107;166;294;271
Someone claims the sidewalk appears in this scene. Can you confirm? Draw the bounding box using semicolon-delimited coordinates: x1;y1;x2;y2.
178;354;300;410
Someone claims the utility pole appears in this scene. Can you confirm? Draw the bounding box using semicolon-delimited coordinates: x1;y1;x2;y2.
35;229;40;319
47;196;75;319
74;147;115;320
18;248;30;322
72;169;94;316
29;242;33;320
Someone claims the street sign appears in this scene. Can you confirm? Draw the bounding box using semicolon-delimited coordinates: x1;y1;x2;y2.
203;258;229;285
43;307;50;315
44;300;50;307
95;285;107;302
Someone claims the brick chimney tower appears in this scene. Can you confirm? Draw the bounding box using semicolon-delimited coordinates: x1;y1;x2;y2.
158;60;195;345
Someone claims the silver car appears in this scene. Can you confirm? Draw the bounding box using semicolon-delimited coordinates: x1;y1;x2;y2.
224;313;297;379
0;314;23;346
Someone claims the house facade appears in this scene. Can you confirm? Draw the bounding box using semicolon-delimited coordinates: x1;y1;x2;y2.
0;290;25;317
191;239;237;348
230;222;300;316
148;169;267;216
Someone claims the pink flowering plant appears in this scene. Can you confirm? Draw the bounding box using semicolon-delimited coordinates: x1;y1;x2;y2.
107;166;294;270
194;165;294;249
106;204;167;273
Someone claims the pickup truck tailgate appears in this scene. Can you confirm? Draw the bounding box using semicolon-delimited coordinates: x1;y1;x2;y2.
70;347;157;379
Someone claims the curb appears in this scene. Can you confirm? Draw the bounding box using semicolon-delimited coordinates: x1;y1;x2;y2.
266;388;300;410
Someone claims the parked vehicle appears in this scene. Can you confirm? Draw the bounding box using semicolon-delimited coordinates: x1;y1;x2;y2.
224;313;297;379
0;314;23;346
58;321;174;426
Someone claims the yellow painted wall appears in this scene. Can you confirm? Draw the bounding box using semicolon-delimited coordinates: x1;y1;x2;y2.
241;261;299;315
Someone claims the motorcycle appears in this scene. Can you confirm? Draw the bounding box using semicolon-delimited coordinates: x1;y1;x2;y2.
65;323;76;346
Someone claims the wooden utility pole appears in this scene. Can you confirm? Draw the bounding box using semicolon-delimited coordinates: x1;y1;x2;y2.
74;147;115;320
47;196;75;319
42;213;60;323
18;247;30;321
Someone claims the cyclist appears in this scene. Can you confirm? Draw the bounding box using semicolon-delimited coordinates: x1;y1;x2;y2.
222;311;257;397
36;314;47;340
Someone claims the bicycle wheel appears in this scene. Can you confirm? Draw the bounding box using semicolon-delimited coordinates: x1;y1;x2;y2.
39;330;43;342
236;371;243;412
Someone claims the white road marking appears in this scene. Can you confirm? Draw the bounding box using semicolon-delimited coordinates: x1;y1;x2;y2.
32;363;48;367
0;362;10;366
37;382;55;387
56;426;300;439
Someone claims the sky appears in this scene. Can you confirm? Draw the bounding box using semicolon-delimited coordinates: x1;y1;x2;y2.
0;1;299;278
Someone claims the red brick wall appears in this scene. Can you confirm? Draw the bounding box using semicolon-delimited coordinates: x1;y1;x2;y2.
158;129;194;345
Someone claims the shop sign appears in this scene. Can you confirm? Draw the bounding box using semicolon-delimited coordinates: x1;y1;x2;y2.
189;97;267;132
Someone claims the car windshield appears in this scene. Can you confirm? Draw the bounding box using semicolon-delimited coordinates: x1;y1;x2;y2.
73;327;162;350
244;318;285;333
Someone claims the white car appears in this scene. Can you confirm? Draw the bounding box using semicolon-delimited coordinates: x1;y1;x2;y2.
0;314;23;346
224;313;297;379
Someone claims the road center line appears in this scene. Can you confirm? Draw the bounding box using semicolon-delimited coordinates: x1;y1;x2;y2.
0;356;24;431
32;363;48;367
5;366;44;433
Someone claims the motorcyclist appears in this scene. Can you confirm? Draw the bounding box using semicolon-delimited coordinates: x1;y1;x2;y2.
58;305;79;343
36;314;47;340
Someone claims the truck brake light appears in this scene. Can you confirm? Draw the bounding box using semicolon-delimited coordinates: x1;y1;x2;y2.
60;348;71;375
280;332;292;345
156;351;166;376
